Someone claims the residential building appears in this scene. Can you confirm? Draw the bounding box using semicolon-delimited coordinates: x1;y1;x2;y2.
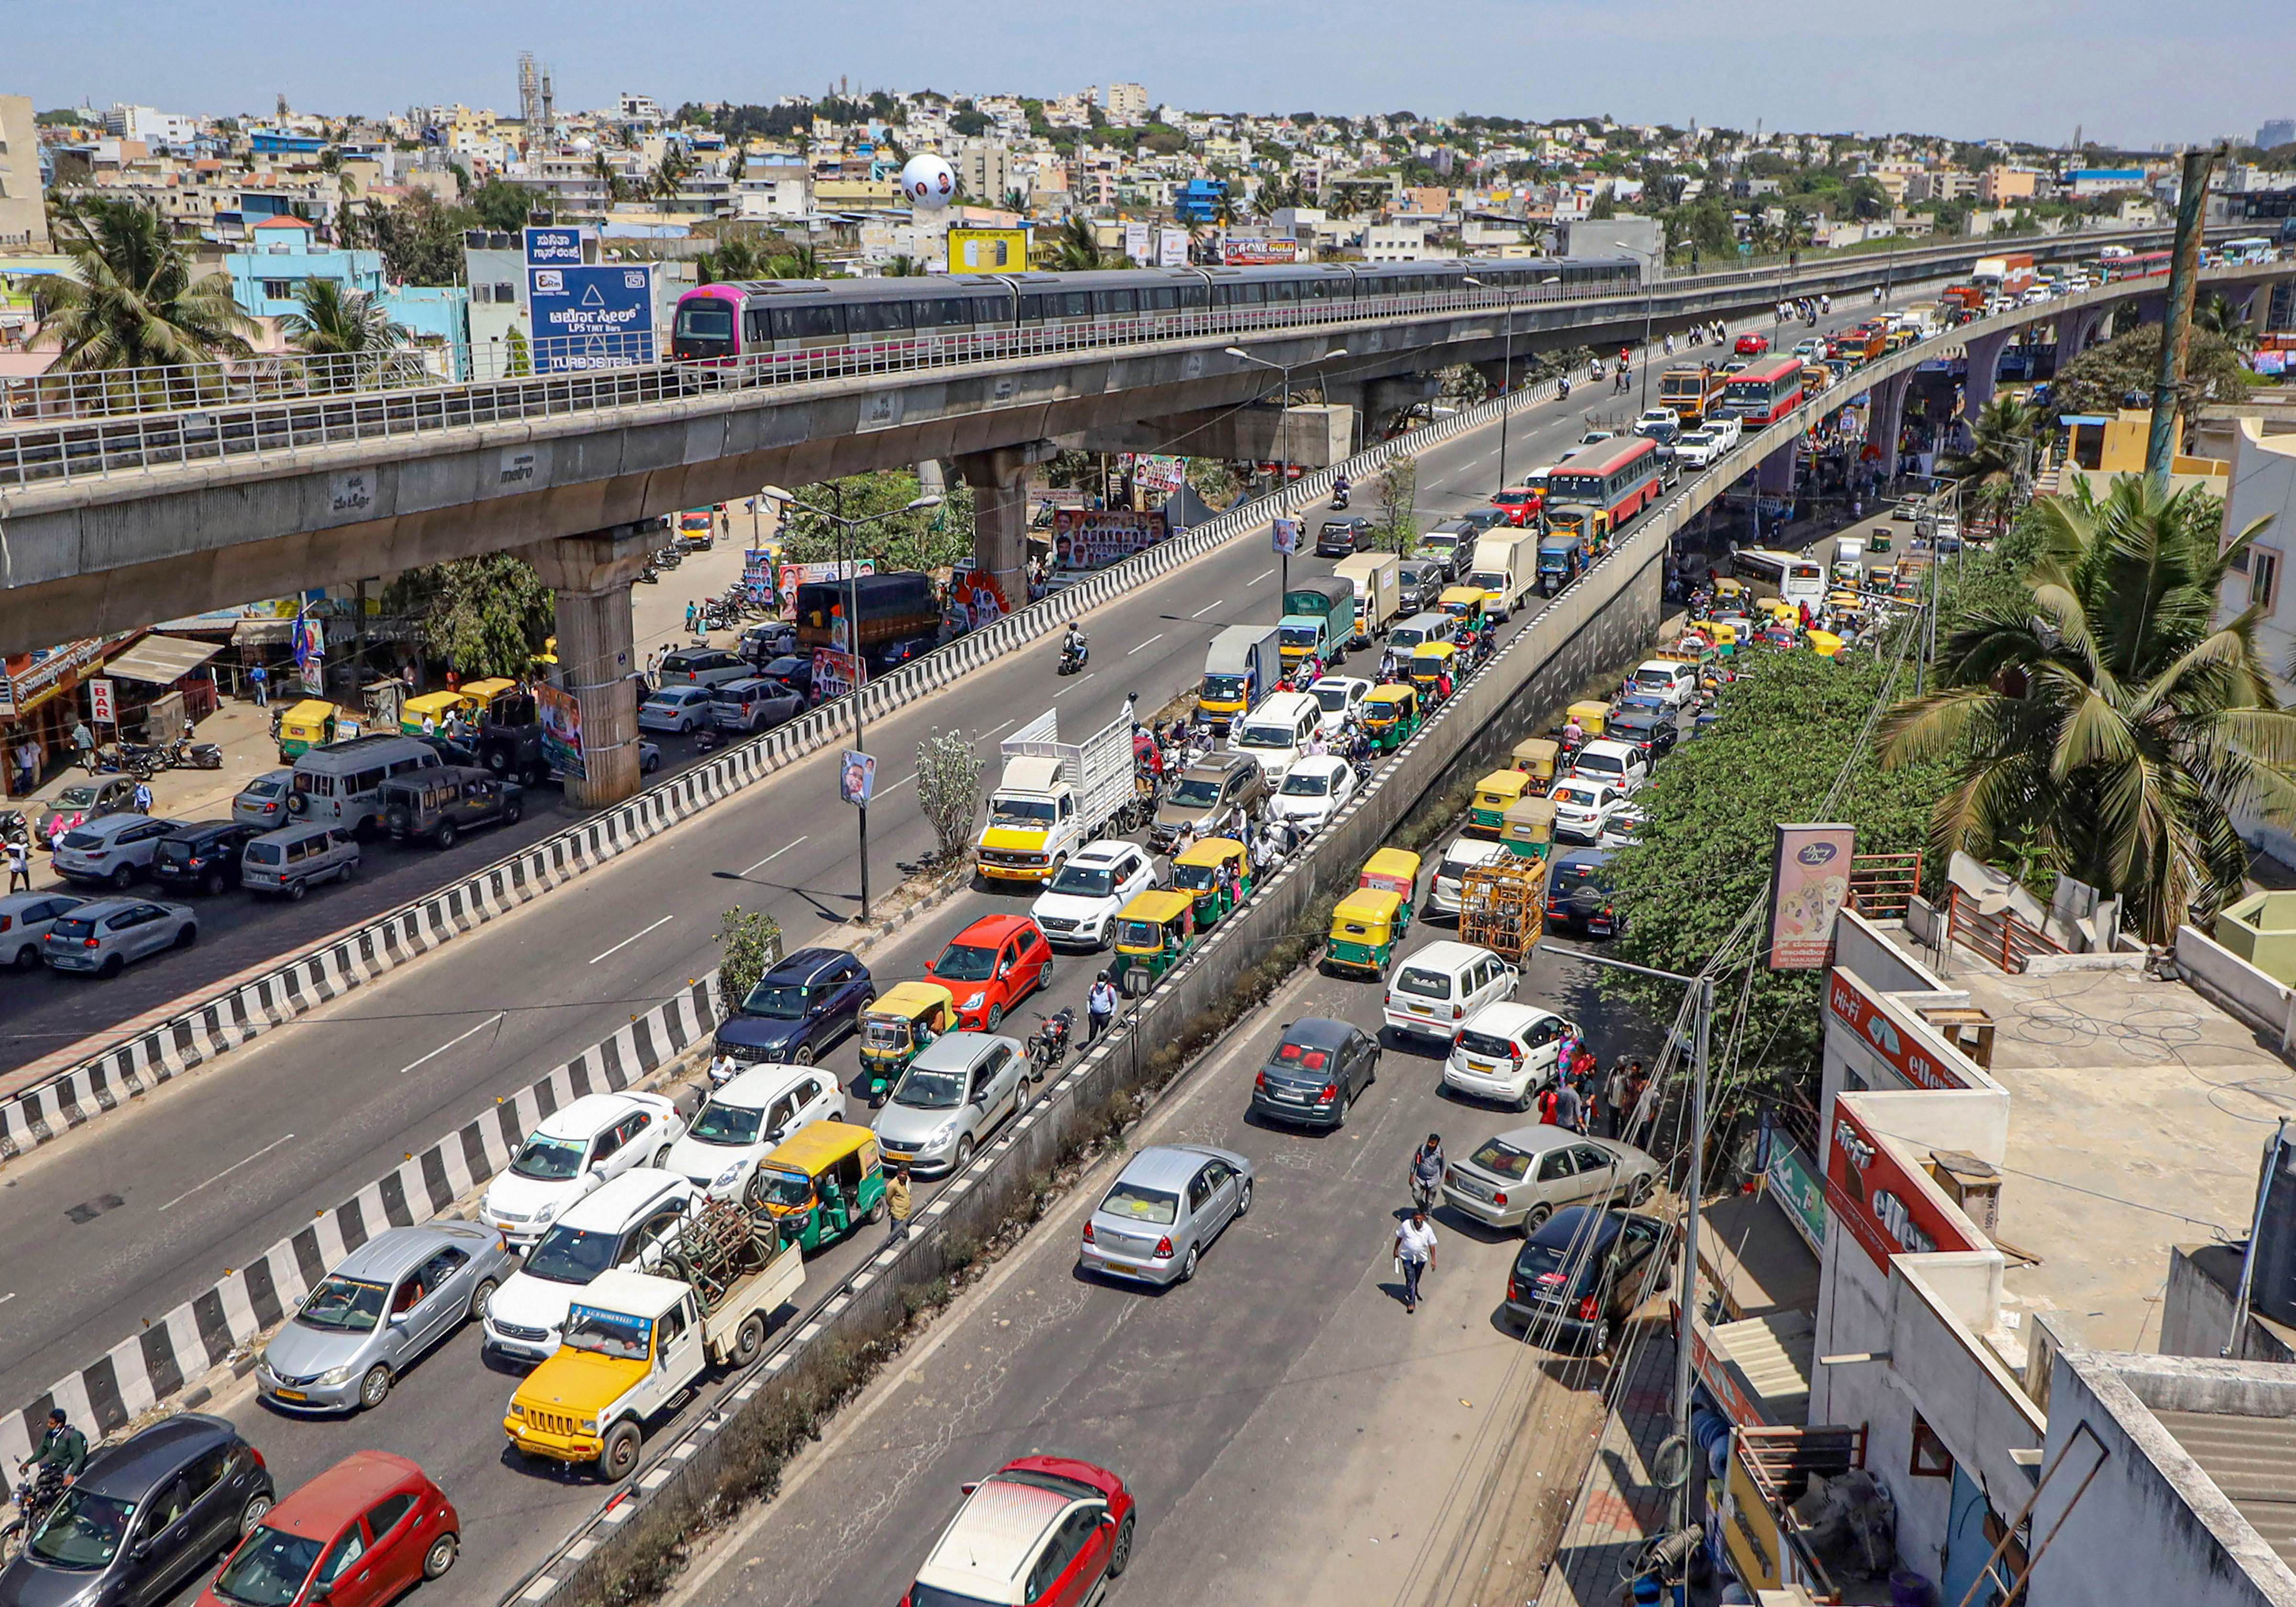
2218;418;2296;705
0;95;47;250
226;216;466;365
103;105;201;148
735;162;810;221
2065;167;2148;198
1978;165;2042;204
1102;83;1148;125
2258;118;2295;151
957;138;1010;206
1361;223;1428;262
618;93;665;126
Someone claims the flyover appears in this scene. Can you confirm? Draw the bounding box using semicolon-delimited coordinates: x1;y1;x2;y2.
0;225;2241;801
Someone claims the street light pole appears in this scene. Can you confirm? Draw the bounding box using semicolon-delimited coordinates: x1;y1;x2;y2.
1228;343;1347;606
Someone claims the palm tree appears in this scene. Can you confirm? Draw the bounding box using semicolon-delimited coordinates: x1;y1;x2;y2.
278;278;414;390
1881;475;2296;940
590;152;627;206
766;242;824;280
1942;396;2040;538
1051;216;1104;272
882;255;922;277
651;152;692;204
37;197;257;373
2193;292;2256;354
696;233;767;285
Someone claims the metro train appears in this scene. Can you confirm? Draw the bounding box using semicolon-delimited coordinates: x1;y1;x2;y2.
668;257;1644;363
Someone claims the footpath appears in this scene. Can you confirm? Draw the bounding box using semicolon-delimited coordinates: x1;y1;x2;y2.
1535;1318;1686;1607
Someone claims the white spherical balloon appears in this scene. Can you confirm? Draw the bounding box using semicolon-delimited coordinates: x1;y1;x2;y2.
900;153;957;211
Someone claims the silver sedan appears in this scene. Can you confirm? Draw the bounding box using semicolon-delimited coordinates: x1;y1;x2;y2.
1080;1143;1256;1286
1440;1125;1659;1235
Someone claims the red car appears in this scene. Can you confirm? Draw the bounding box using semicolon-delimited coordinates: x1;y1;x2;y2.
199;1451;457;1607
1734;331;1769;356
901;1456;1136;1607
926;914;1054;1030
1488;486;1543;526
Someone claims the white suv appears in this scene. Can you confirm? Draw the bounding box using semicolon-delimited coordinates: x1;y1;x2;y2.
661;1063;843;1203
1570;738;1650;795
482;1169;695;1362
1627;659;1698;712
1030;840;1156;950
52;815;183;891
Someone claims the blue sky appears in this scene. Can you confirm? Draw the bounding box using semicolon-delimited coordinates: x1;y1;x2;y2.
15;0;2294;149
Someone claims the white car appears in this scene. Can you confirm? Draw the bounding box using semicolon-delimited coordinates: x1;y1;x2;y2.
1705;415;1742;451
1306;675;1372;737
482;1169;694;1362
1627;659;1698;712
0;891;90;969
1578;429;1615;446
1382;939;1520;1044
1674;429;1721;469
1429;836;1508;917
1550;778;1632;844
638;685;717;733
1571;738;1650;795
1030;839;1158;949
1631;408;1678;440
1267;756;1359;834
1442;1002;1577;1111
660;1063;844;1204
1598;803;1648;849
51;815;184;891
477;1090;688;1246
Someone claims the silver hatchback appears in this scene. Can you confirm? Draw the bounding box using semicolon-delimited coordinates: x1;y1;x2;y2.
42;897;195;975
872;1032;1027;1176
255;1222;517;1413
1080;1144;1256;1286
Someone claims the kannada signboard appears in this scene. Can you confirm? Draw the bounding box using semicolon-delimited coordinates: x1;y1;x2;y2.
1766;1137;1830;1254
537;681;585;780
947;227;1029;272
527;263;656;372
1050;508;1169;570
1124;220;1151;265
1766;823;1854;970
1824;1101;1981;1273
523;226;585;267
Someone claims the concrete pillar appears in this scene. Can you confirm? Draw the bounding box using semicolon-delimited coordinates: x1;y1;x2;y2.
1962;330;2011;418
1867;373;1911;491
954;440;1060;619
523;523;654;808
1756;440;1799;495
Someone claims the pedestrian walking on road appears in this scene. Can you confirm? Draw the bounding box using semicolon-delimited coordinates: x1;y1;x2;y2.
1393;1208;1437;1315
131;779;153;815
1088;972;1118;1044
71;721;95;772
7;838;30;893
1554;1079;1584;1134
685;601;699;636
886;1165;913;1245
249;664;269;708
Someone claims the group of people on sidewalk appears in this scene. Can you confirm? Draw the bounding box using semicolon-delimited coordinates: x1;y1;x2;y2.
1536;1034;1663;1150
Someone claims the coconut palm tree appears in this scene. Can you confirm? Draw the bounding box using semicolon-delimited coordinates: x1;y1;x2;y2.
1051;216;1104;272
2193;292;2257;354
1942;395;2040;538
37;197;258;373
278;278;415;390
590;151;627;206
696;233;768;285
1881;474;2296;940
766;242;824;280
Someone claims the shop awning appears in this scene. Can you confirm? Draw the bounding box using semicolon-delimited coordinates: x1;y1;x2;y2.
101;634;223;685
232;618;295;647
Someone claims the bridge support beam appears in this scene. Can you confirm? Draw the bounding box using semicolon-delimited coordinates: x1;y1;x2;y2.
1867;372;1912;492
1075;404;1352;467
1325;374;1440;439
955;440;1061;618
1757;441;1800;496
523;523;653;808
1960;330;2013;429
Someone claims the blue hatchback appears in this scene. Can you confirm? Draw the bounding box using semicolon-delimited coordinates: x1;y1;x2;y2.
714;946;875;1068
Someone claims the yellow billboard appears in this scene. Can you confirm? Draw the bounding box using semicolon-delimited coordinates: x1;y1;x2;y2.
947;228;1030;273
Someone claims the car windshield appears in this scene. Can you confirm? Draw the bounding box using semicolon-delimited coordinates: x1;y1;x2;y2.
511;1132;588;1180
1279;624;1320;647
1236;723;1293;750
1457;1030;1523;1060
297;1275;388;1332
1170;776;1224;806
1312;686;1351;713
932;941;998;982
26;1488;138;1568
1280;770;1332;796
1576;754;1622;777
1554;787;1599;808
1099;1180;1179;1224
1633;669;1672;687
563;1303;653;1361
740;981;812;1020
894;1065;965;1110
1468;1139;1534;1180
212;1526;323;1607
907;1586;1004;1607
48;917;96;940
989;796;1057;826
244;778;286;797
1394;966;1453;999
689;1100;765;1145
1200;674;1247;702
1514;1237;1590;1293
1052;863;1117;898
524;1224;617;1284
55;786;100;808
1681;431;1712;446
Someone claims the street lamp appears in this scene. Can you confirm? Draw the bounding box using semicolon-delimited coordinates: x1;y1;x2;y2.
757;484;943;923
1465;275;1560;491
1226;343;1348;603
1531;938;1714;1541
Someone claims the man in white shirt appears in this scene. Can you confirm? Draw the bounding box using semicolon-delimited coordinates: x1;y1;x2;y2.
1393;1208;1438;1315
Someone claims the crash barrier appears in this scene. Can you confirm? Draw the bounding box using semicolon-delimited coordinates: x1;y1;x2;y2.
0;383;1546;1166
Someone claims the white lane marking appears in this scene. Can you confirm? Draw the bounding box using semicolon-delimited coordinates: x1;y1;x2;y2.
875;770;918;797
739;836;807;876
1248;568;1275;585
397;1011;509;1072
983;718;1016;736
589;915;673;966
1126;633;1164;655
0;1292;15;1306
1190;601;1223;618
1052;671;1096;697
157;1133;298;1212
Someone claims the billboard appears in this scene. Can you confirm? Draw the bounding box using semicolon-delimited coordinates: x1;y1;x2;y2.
839;749;876;805
1131;454;1186;496
522;226;585;267
527;263;656;372
1124;220;1151;265
775;559;875;620
947;227;1029;272
1765;823;1854;969
1050;508;1170;570
1824;1102;1982;1273
1158;227;1190;268
1223;237;1300;266
812;647;861;702
536;681;585;780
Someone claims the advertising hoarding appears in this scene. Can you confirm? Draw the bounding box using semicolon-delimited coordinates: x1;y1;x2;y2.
537;682;585;780
947;227;1029;272
527;264;656;372
1766;823;1854;969
1824;1102;1981;1273
1050;508;1169;570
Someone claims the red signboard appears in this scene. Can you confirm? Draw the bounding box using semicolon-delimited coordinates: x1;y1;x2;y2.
1825;969;1970;1091
1823;1102;1981;1273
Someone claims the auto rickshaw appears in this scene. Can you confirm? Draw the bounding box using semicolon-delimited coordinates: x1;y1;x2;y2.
857;981;955;1106
1713;577;1747;607
1437;586;1486;627
1866;564;1895;594
1708;621;1741;659
276;699;358;761
1469;769;1533;835
1360;684;1421;751
1565;701;1609;739
1808;629;1845;658
1409;641;1460;704
1827;590;1863;615
1325;887;1410;977
400;690;470;735
1512;737;1560;791
1500;794;1558;860
458;677;520;716
752;1120;887;1253
1358;847;1422;901
1111;889;1198;992
1172;837;1251;927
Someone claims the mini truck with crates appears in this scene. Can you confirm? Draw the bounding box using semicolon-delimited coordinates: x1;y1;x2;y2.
974;707;1149;884
504;1198;806;1478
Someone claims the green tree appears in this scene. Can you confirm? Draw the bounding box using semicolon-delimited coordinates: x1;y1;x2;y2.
381;552;556;679
347;191;468;286
915;729;987;868
1377;454;1418;552
466;178;539;232
775;470;976;575
590;151;627;206
1588;188;1617;220
2052;323;2254;424
1941;396;2040;538
279;278;410;356
2193;292;2256;353
695;231;770;285
1051;215;1105;271
37;198;258;372
713;908;785;1015
1881;475;2296;939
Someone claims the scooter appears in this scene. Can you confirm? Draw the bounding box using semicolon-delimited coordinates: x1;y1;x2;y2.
163;737;224;770
1330;483;1351;509
1057;638;1089;675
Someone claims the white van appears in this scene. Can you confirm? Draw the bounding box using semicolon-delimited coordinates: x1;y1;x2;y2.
482;1168;695;1363
1229;691;1321;787
287;734;442;835
1381;939;1520;1044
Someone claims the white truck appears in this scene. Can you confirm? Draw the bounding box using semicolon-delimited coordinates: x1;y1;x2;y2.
975;707;1144;885
1466;528;1543;618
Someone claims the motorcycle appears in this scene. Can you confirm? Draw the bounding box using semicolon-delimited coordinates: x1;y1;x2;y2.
1027;1007;1075;1080
1057;638;1089;676
636;563;661;584
1330;485;1350;509
3;1470;68;1565
110;742;164;781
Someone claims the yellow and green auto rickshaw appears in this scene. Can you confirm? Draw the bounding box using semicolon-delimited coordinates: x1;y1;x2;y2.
1500;794;1557;860
1325;887;1411;976
1361;684;1420;751
1112;889;1198;992
1357;847;1422;902
1512;737;1560;792
1713;577;1747;607
1808;629;1846;658
458;677;520;715
276;699;359;762
1565;701;1609;739
1469;769;1533;835
1707;621;1741;660
1409;641;1460;704
399;690;471;735
752;1120;887;1253
1437;586;1487;628
1172;837;1251;928
857;981;955;1106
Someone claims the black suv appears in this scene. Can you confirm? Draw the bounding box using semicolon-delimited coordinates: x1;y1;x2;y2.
0;1412;274;1607
1603;705;1678;764
151;820;265;895
378;766;525;849
714;946;875;1066
1316;517;1374;557
1502;1206;1671;1350
471;691;551;785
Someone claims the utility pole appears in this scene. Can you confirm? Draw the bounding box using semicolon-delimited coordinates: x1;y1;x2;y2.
2146;144;2225;491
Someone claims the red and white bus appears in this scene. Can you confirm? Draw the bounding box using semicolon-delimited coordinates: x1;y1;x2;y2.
1544;436;1665;530
1717;356;1806;429
2102;250;2172;282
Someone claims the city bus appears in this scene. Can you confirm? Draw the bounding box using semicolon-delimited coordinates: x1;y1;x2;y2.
1731;548;1829;611
2219;237;2276;265
2103;250;2173;282
1716;357;1806;429
1544;437;1666;531
1657;363;1727;425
